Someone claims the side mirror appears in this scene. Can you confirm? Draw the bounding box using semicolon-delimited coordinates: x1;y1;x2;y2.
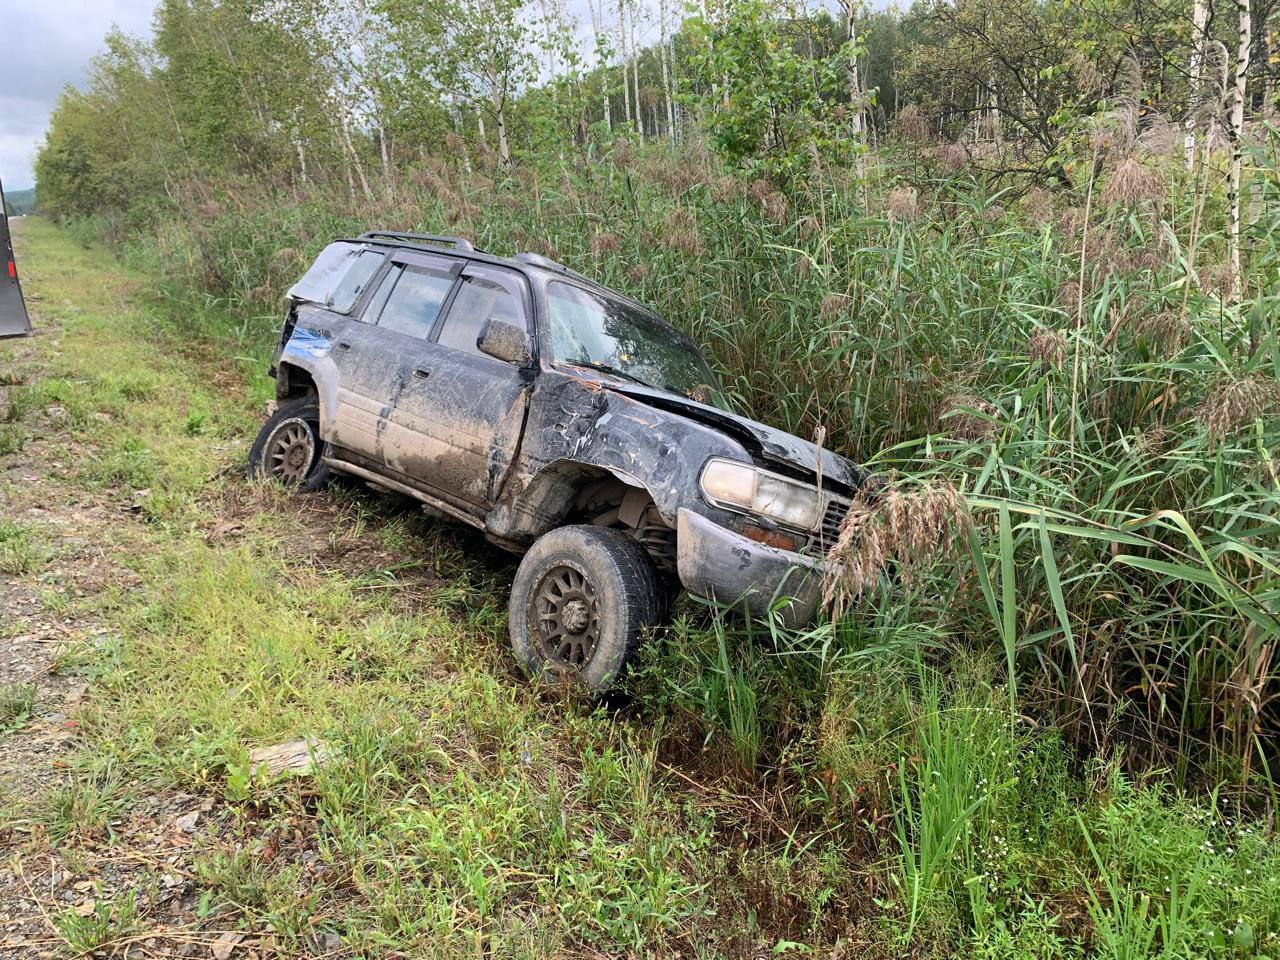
477;318;531;365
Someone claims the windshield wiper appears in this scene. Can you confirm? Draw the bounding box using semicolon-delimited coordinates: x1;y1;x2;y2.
563;359;656;390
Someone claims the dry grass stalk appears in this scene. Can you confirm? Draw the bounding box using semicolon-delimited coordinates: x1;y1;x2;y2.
590;232;621;258
661;207;703;256
1070;51;1104;97
886;187;921;222
896;104;930;142
1198;262;1237;300
1136;115;1180;157
935;143;968;173
1131;425;1173;461
1027;328;1068;369
1134;310;1192;350
1023;187;1054;225
823;479;972;617
1196;375;1280;440
711;176;740;203
625;263;651;283
1103;157;1165;206
611;139;634;167
819;292;851;318
1056;207;1085;237
761;191;790;226
748;178;776;204
1058;279;1083;313
936;394;998;441
1116;245;1164;275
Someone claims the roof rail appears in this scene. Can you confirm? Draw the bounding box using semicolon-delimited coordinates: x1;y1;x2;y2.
360;231;476;252
512;251;592;283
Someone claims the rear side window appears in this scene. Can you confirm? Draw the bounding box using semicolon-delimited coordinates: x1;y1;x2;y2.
376;266;456;339
437;272;526;355
329;250;385;313
287;242;386;314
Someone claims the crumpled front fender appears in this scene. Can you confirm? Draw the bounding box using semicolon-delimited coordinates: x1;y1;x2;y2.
278;327;341;439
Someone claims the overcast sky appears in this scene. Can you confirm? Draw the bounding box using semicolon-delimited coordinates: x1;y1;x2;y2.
2;1;158;190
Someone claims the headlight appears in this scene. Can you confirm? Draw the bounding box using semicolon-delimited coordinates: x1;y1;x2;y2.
699;457;822;530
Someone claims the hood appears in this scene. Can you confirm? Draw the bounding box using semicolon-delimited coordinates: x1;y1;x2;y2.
608;383;869;492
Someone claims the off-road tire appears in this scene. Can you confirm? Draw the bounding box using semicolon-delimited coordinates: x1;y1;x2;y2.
247;396;330;493
509;525;663;693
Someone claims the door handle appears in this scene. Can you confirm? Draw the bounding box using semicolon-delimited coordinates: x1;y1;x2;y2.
336;341;351;351
413;368;431;381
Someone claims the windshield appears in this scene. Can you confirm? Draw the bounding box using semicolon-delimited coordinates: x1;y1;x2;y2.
546;281;721;401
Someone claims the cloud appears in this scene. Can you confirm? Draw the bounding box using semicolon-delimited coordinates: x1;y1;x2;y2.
0;1;157;190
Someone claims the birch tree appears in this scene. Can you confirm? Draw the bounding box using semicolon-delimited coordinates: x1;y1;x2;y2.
587;0;613;130
379;0;539;165
619;0;633;126
1228;0;1252;295
843;0;865;139
1185;0;1209;168
660;0;676;140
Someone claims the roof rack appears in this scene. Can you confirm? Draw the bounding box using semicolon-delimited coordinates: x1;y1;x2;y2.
512;251;592;283
359;231;476;252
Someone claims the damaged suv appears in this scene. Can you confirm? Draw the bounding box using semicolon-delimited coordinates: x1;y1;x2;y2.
250;232;871;690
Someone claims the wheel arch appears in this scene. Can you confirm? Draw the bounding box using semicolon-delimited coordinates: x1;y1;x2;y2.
274;352;339;441
489;460;657;532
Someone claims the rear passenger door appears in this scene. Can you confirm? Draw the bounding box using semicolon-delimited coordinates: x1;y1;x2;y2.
328;252;461;464
383;263;533;507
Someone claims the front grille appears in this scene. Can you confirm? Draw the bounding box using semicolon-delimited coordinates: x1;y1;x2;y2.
817;494;852;551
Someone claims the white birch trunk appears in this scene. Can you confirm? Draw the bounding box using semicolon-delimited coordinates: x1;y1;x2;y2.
1185;0;1210;169
631;9;644;137
587;0;613;130
844;0;864;138
340;112;374;203
660;0;675;140
1228;0;1251;296
494;96;511;166
620;0;632;126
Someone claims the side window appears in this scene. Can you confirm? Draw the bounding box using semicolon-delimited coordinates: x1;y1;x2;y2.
329;250;385;313
375;266;456;339
360;263;402;324
436;270;527;357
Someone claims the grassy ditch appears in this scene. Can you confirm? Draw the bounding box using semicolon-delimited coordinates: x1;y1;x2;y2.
3;202;1280;958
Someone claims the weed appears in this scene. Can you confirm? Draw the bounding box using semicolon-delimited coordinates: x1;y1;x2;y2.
0;519;46;575
0;682;36;729
0;422;25;455
43;765;127;842
54;889;142;955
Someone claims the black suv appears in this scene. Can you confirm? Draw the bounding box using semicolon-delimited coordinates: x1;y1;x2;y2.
250;232;870;690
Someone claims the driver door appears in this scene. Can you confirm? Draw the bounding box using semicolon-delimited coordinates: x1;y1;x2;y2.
382;263;533;507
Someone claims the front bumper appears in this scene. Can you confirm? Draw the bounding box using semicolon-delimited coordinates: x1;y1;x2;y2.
675;508;824;627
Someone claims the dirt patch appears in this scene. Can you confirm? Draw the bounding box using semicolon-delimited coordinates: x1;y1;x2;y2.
0;236;377;959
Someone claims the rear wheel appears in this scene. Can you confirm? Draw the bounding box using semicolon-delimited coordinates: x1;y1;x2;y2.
509;525;663;693
248;396;329;492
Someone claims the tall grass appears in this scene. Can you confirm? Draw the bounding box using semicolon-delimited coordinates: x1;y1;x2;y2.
121;135;1280;789
18;209;1280;958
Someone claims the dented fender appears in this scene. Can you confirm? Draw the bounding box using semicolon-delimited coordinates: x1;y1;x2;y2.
277;320;342;440
485;370;753;543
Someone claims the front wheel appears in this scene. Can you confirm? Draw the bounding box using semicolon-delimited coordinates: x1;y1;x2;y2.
247;396;329;492
509;525;663;693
